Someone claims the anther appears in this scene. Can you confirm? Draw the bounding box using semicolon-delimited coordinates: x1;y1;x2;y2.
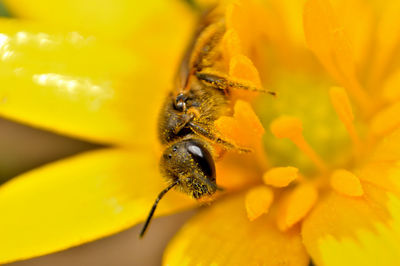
270;116;327;172
263;166;299;188
245;185;274;221
276;183;318;231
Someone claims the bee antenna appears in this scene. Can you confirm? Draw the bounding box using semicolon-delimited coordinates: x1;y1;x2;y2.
139;180;179;238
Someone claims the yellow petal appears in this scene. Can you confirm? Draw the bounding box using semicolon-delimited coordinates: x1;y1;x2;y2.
317;194;400;266
370;128;400;166
164;193;309;266
302;183;400;266
222;28;242;63
371;102;400;137
368;1;400;88
310;126;400;265
229;55;257;84
329;0;374;70
303;0;371;111
228;53;263;101
225;0;264;57
0;18;190;145
329;87;354;125
268;0;307;47
383;69;400;102
3;0;193;42
356;163;400;194
357;128;400;195
0;149;194;263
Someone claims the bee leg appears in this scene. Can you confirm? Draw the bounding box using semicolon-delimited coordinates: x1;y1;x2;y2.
196;70;276;96
188;121;251;153
173;108;200;134
173;117;192;135
214;148;226;161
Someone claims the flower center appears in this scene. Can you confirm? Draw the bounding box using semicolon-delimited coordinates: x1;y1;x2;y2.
241;71;369;230
255;71;359;175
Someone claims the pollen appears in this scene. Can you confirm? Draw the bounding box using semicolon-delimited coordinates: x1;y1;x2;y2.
263;166;298;188
330;169;363;197
277;184;318;231
329;86;360;147
270;115;327;172
245;185;274;221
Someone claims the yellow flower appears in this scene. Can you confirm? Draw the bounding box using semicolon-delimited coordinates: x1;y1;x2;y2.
0;0;400;266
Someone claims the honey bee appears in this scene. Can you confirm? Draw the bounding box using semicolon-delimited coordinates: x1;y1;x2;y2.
139;7;269;237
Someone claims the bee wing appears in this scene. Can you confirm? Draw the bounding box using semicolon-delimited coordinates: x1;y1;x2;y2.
175;7;224;92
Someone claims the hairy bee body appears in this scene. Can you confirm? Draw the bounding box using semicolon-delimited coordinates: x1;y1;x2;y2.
156;11;232;200
158;76;227;199
140;6;264;237
158;77;227;145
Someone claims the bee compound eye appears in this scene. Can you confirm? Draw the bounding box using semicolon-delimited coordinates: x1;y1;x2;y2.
185;140;216;180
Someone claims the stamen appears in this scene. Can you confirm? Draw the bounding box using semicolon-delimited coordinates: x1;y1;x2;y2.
245;185;274;221
329;87;361;148
330;169;364;197
270;116;327;171
277;184;318;231
263;166;299;188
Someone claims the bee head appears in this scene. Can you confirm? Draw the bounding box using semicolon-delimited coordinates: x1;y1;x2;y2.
160;138;217;199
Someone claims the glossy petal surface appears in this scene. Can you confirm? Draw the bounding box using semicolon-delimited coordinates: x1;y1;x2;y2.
0;149;194;263
0;15;193;146
164;193;309;266
3;0;192;42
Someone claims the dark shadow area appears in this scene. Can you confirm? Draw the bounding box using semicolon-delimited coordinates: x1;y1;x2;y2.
0;118;101;184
